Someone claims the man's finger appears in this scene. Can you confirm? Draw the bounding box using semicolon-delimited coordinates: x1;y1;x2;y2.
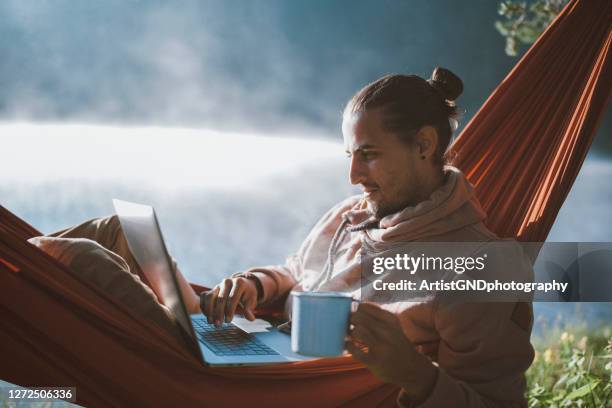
354;307;413;353
350;324;378;346
242;293;257;321
214;279;232;326
358;302;397;324
351;309;389;337
353;307;399;339
346;340;372;364
199;292;208;316
206;287;219;324
225;279;246;322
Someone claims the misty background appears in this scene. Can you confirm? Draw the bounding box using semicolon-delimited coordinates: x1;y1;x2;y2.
1;0;610;332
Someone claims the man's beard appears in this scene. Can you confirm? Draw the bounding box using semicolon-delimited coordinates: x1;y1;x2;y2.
366;186;423;219
366;198;407;219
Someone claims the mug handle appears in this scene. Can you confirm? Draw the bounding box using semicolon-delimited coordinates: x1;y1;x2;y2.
279;296;360;335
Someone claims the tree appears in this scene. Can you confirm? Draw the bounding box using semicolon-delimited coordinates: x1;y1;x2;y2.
495;0;569;57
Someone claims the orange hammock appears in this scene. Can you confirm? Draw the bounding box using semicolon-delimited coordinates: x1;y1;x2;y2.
0;0;610;406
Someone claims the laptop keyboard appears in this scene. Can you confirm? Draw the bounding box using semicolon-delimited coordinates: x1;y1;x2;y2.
192;318;280;356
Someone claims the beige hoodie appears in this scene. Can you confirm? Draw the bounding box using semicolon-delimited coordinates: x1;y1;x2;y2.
238;166;534;407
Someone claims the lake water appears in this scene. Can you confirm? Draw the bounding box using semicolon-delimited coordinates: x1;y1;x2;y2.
2;123;610;334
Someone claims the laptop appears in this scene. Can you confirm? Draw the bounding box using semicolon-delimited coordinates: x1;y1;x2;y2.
112;199;313;366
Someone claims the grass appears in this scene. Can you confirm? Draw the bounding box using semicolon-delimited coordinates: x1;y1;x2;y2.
527;326;612;407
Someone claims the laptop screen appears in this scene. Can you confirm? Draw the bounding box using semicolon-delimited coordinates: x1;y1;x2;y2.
112;199;197;342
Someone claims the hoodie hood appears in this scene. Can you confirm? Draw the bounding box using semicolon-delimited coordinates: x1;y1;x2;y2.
344;166;487;247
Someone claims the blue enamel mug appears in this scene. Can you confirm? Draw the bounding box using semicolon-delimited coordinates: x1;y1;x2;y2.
290;291;354;356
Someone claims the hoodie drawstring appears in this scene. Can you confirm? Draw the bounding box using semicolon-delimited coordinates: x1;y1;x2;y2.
313;215;379;291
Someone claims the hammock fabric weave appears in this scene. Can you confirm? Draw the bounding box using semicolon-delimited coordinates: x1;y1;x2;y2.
0;0;610;406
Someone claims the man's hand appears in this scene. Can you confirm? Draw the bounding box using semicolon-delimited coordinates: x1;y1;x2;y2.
346;302;438;402
199;277;258;326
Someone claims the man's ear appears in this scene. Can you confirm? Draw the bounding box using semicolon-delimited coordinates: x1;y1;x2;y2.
415;126;439;159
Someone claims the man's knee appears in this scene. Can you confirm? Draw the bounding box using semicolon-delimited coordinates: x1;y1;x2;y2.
95;214;122;235
49;214;120;241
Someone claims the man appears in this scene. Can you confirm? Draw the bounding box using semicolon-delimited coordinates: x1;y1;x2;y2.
201;69;535;406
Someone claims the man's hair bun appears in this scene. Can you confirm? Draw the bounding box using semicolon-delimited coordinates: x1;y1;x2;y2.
428;67;463;102
344;67;464;167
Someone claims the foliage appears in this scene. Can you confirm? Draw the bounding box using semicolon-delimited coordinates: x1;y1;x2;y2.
495;0;569;56
527;326;612;407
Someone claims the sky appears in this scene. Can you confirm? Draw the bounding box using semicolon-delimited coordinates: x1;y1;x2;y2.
1;0;608;153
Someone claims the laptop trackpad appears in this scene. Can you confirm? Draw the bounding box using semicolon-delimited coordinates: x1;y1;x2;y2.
232;316;275;333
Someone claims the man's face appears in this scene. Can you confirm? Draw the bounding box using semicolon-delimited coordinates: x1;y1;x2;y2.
343;109;426;218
